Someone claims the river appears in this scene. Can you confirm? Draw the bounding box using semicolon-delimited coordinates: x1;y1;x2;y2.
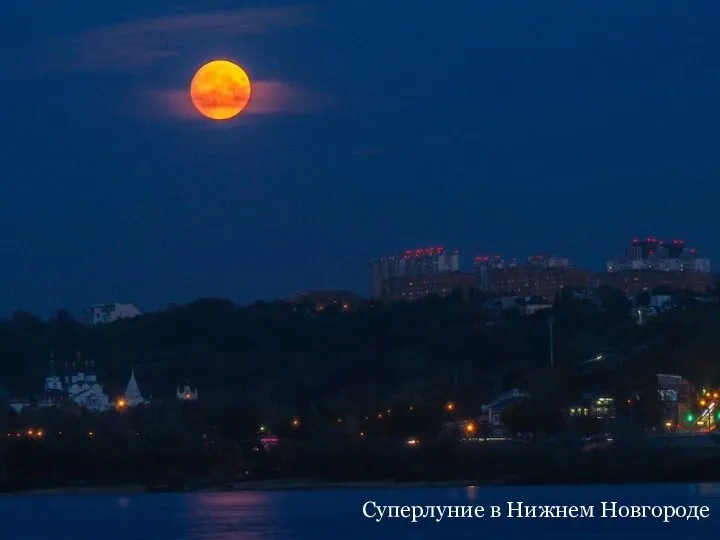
1;484;718;538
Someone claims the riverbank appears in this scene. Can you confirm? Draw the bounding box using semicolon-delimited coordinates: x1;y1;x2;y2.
9;479;478;495
200;479;480;492
6;485;147;495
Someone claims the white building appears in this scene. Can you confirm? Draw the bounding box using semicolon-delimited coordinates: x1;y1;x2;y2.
86;303;141;325
16;353;113;412
177;383;198;401
62;357;111;412
122;369;146;407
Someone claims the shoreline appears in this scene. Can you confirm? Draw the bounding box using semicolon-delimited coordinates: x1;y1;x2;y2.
200;479;480;492
8;479;480;496
8;469;720;495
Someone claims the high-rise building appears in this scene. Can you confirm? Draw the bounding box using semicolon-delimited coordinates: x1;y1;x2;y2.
369;246;462;300
608;237;711;273
601;237;713;295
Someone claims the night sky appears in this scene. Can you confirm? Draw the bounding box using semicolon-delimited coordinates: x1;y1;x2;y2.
1;1;719;316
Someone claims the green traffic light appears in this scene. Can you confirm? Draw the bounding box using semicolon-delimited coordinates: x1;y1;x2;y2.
687;414;695;423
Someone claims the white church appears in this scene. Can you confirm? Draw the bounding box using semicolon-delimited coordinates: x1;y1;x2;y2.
8;354;172;414
17;352;113;413
119;368;147;408
177;382;198;401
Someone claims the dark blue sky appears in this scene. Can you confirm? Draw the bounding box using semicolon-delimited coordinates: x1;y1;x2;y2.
1;1;719;316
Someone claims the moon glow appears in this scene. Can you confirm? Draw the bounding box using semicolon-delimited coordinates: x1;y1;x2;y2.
190;60;252;120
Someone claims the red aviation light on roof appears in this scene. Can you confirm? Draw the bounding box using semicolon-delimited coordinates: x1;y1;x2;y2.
404;246;445;258
672;239;685;245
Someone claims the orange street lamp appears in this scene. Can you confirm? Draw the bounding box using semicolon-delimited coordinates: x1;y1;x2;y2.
445;402;455;412
465;422;476;435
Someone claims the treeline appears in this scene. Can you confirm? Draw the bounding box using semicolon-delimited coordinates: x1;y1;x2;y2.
1;286;720;424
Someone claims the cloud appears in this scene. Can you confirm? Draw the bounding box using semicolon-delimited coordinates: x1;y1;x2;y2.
18;5;311;75
131;80;328;121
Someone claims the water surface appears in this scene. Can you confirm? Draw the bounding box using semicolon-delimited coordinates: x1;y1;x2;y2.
1;484;718;539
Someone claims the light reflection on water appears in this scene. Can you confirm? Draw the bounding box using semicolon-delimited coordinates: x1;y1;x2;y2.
185;492;286;539
692;483;720;497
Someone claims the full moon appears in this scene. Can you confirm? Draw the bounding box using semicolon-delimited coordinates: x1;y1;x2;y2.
190;60;252;120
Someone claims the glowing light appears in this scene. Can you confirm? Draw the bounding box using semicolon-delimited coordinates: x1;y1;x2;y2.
190;60;252;120
700;399;707;407
291;418;300;428
406;438;420;446
445;402;455;412
465;422;476;434
359;431;365;438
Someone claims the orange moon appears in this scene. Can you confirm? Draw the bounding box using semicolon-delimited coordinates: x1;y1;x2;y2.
190;60;252;120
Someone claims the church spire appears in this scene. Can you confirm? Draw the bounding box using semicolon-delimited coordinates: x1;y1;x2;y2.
48;351;58;378
123;368;145;406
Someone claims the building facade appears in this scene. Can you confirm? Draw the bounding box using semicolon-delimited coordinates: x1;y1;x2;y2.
476;254;592;300
598;269;713;296
369;246;462;300
599;238;713;295
607;237;711;274
379;272;477;301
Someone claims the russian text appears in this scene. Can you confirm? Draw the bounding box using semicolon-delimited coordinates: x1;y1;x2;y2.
362;501;485;523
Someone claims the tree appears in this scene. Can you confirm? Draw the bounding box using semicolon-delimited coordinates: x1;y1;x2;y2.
602;289;631;318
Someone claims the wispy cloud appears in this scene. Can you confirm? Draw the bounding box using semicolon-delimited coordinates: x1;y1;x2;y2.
17;5;311;75
131;80;329;121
